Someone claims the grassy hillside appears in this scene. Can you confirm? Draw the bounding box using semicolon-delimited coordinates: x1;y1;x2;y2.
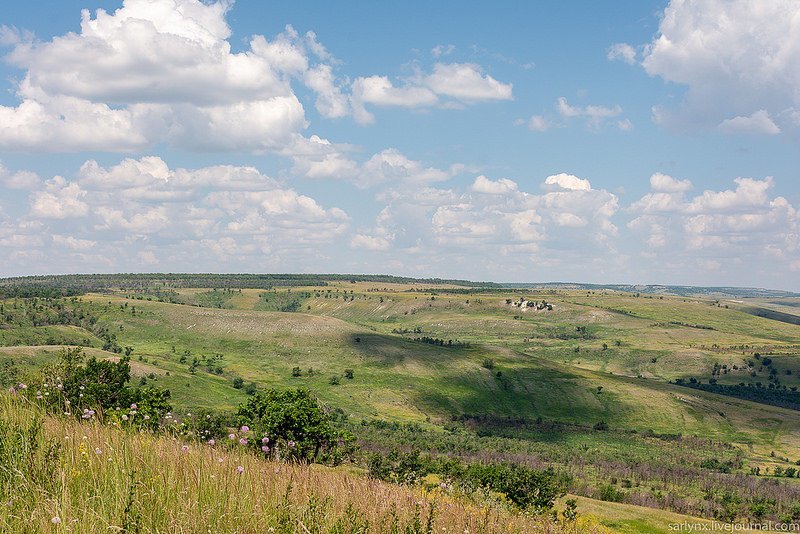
2;279;800;527
1;394;592;533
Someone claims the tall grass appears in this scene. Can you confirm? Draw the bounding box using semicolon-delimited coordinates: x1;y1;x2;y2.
0;394;604;533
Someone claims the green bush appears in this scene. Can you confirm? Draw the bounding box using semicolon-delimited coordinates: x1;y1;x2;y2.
236;388;354;465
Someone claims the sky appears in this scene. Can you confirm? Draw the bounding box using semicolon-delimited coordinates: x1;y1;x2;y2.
0;1;798;290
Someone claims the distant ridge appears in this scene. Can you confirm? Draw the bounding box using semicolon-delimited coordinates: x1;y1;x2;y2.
0;273;500;292
500;282;800;299
0;273;796;298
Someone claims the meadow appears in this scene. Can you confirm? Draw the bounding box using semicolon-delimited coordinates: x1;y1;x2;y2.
1;275;800;530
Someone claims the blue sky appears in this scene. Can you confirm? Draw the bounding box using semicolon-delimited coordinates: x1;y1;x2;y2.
0;0;798;289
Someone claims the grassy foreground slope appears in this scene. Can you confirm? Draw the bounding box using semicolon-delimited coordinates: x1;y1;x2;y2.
1;395;595;533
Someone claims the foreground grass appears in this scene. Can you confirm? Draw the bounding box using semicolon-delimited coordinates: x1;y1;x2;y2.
0;395;602;533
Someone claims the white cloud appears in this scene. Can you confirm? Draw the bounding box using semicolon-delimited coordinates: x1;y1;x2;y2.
0;157;352;274
718;110;781;135
431;44;455;58
556;97;624;130
629;175;799;274
543;173;592;192
0;1;347;152
650;172;692;193
350;234;392;251
424;63;512;101
30;176;89;218
351;62;512;124
471;175;518;195
527;115;551;132
356;149;451;188
640;0;800;135
357;172;619;271
607;43;637;65
52;235;96;251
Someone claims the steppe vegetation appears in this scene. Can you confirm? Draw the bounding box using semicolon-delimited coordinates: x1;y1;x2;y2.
1;274;800;531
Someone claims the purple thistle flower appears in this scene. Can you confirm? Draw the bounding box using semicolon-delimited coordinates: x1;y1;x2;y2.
239;438;248;445
208;439;215;446
261;437;269;444
288;440;296;448
236;465;244;474
228;433;236;440
261;445;270;453
240;425;249;433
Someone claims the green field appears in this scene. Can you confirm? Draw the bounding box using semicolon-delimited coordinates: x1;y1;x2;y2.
2;278;800;528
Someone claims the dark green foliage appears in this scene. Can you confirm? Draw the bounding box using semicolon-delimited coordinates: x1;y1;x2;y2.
27;347;171;430
677;381;800;410
367;450;567;512
596;483;625;502
236;388;354;464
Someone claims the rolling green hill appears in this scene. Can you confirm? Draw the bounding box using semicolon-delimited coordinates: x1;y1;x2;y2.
2;277;800;528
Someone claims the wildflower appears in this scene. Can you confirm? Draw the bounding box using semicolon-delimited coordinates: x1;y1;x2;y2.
143;415;150;420
218;457;225;463
7;387;14;394
239;438;248;446
207;439;215;446
79;385;84;390
236;465;244;474
122;415;129;421
288;440;296;448
94;448;102;455
18;383;27;389
240;425;249;433
261;446;270;453
130;403;137;410
261;437;269;444
228;433;236;440
181;445;189;453
51;517;61;524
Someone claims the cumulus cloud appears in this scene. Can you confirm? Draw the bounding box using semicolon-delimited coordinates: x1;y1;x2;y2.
0;156;351;274
0;1;348;152
357;171;619;272
629;175;799;277
555;97;627;131
527;115;551;132
471;175;518;195
351;62;512;124
607;43;637;65
640;0;800;136
543;173;591;192
718;110;781;135
650;172;692;193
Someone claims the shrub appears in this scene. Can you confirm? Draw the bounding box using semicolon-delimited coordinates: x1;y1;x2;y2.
236;388;354;464
481;359;495;370
597;483;624;502
343;369;354;380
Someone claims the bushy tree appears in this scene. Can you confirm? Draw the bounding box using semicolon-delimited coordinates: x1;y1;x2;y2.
26;347;171;430
236;388;353;464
